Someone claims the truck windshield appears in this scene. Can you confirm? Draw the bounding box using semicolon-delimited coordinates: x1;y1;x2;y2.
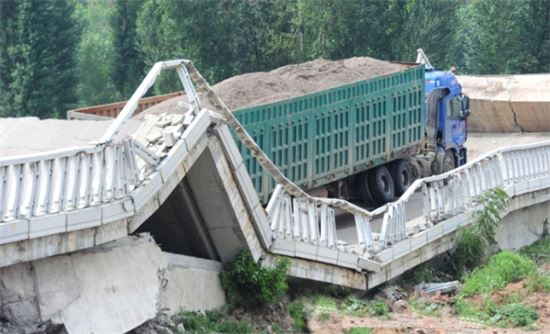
447;97;463;120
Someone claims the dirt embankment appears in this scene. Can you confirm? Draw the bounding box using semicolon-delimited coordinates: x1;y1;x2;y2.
139;57;408;118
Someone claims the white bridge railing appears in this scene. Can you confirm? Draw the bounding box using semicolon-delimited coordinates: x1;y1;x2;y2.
0;139;158;222
0;59;202;226
266;141;550;258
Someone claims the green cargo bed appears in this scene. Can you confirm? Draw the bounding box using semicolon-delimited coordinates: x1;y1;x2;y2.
233;64;425;203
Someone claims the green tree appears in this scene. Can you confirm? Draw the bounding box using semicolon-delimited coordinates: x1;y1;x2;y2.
459;0;535;74
4;0;80;118
75;0;117;106
112;0;146;99
0;0;18;116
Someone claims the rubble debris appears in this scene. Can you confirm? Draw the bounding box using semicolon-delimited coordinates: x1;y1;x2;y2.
414;281;462;295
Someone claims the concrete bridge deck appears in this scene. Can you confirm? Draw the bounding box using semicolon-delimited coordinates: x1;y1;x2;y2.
1;60;549;333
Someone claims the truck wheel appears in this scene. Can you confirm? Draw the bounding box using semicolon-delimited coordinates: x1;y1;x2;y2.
368;166;395;205
391;160;413;196
359;172;376;206
442;150;456;173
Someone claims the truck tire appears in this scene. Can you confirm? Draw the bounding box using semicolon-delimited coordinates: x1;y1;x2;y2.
442;150;456;173
359;172;376;206
391;160;413;196
368;166;395;205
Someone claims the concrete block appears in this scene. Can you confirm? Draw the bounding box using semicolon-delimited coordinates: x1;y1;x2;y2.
51;236;165;334
337;251;359;269
162;253;225;315
183;110;210;150
270;238;296;257
131;172;162;210
376;248;393;264
441;215;462;234
208;226;246;263
128;194;159;233
182;135;208;173
539;177;550;190
367;272;387;289
58;228;95;254
216;125;243;170
66;207;101;232
316;246;339;266
157;170;181;204
102;200;134;225
391;239;412;260
250;203;273;248
234;163;262;209
29;213;66;239
0;262;41;324
426;223;444;243
409;231;428;251
0;219;29;244
239;216;265;262
158;139;188;183
514;181;528;196
528;179;542;193
94;219;128;246
294;242;318;261
357;257;382;273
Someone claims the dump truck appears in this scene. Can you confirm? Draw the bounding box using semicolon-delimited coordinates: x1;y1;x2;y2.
68;50;470;205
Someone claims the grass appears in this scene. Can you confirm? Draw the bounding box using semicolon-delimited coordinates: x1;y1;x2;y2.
520;238;550;265
341;296;390;318
460;251;537;297
454;249;549;328
409;296;442;317
173;311;253;334
344;328;373;334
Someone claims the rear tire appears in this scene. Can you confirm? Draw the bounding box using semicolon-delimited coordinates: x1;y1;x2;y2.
442;150;456;173
368;166;395;205
391;160;413;196
359;172;376;206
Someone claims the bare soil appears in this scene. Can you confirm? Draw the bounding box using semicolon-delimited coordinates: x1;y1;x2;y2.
140;57;408;118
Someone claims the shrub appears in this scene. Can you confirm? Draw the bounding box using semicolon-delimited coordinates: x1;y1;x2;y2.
451;226;484;276
288;301;307;332
490;303;538;327
451;188;509;277
221;251;290;307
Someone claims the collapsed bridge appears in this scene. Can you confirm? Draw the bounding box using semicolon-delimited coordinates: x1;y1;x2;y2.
1;60;549;333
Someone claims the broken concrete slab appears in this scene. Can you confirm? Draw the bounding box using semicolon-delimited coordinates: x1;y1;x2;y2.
162;253;226;315
0;234;167;334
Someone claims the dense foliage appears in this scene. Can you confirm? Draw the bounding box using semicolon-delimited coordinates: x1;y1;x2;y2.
0;0;549;117
221;250;290;307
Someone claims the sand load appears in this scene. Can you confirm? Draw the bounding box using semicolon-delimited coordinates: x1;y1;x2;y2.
138;57;408;118
459;74;550;132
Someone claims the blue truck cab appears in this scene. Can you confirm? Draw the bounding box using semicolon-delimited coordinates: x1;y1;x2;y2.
418;50;470;173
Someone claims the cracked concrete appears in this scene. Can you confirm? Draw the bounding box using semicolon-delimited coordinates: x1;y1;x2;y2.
459;74;550;132
0;234;226;333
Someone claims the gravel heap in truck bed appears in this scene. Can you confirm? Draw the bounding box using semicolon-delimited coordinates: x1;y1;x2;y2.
139;56;408;116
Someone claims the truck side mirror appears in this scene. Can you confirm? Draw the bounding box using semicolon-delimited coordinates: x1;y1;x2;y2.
460;95;470;119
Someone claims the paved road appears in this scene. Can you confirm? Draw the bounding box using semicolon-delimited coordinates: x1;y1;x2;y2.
335;192;424;244
335;132;550;244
